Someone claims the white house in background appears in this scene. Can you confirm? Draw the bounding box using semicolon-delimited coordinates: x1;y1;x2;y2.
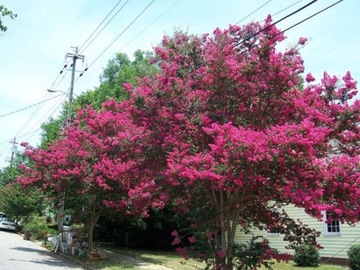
235;204;360;264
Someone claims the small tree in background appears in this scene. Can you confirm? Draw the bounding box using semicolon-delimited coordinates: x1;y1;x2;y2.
0;182;44;224
0;154;44;223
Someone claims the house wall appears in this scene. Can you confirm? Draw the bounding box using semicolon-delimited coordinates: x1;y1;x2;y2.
235;204;360;259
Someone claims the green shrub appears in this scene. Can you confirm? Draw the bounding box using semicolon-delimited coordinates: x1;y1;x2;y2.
23;216;51;240
232;236;283;270
348;244;360;270
293;244;320;267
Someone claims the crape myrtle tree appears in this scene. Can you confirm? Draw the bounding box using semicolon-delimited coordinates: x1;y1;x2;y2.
119;17;360;269
18;50;160;253
17;15;360;268
18;107;167;252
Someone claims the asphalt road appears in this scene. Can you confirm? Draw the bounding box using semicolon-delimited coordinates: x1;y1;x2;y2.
0;230;85;270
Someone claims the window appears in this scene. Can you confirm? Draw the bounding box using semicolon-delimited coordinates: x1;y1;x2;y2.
323;212;340;235
267;226;281;235
267;230;280;235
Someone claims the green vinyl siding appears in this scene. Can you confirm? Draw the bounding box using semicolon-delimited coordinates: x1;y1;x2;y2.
235;204;360;259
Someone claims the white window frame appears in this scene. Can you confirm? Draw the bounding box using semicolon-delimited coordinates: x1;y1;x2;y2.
323;211;341;236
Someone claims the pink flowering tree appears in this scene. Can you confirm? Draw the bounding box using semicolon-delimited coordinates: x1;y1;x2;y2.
121;16;360;269
18;105;166;252
17;16;360;269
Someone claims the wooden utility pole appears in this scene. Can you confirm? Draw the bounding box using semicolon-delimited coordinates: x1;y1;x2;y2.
9;137;17;168
57;47;85;233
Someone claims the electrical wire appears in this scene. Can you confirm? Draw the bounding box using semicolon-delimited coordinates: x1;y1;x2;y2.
270;0;305;19
21;95;67;143
86;0;156;71
52;66;71;93
79;0;130;54
0;94;62;119
49;54;73;94
78;0;125;53
0;93;66;164
237;0;318;47
13;92;56;139
76;0;180;85
237;1;343;56
236;0;272;25
280;0;343;34
121;0;179;49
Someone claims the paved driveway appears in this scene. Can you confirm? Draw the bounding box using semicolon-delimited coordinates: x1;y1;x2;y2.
0;230;85;270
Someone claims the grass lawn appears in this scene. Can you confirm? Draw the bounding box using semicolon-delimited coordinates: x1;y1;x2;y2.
84;246;349;270
88;247;205;270
87;260;143;270
260;261;348;270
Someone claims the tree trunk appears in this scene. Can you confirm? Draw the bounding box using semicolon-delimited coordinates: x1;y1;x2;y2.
86;195;100;253
87;213;100;253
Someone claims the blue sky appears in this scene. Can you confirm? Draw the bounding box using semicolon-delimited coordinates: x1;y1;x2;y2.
0;0;359;168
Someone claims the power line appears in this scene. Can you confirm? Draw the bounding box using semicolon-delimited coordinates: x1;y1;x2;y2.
51;65;71;93
122;0;180;49
0;94;65;163
236;0;272;25
0;129;40;146
79;0;125;53
79;0;130;54
270;0;305;19
237;0;318;47
0;94;62;119
237;0;343;59
13;92;61;140
21;95;67;143
49;54;74;94
87;0;156;70
79;0;180;84
280;0;343;34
